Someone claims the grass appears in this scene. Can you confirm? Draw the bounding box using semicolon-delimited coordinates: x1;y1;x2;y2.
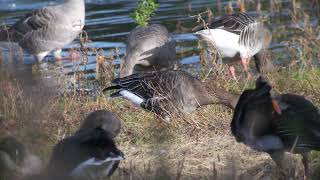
1;64;320;179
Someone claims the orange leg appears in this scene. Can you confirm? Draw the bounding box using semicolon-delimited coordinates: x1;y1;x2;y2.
229;66;237;80
241;58;252;79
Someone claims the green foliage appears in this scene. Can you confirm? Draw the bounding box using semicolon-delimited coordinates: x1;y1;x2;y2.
131;0;159;26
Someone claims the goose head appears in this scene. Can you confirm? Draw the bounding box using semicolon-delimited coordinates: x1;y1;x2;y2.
77;110;121;139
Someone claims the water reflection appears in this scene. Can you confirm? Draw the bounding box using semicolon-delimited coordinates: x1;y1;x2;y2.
0;0;319;83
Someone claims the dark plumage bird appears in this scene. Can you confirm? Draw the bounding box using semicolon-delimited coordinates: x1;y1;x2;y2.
231;77;320;178
120;24;177;77
45;110;123;180
46;128;124;180
105;70;239;121
195;12;272;79
0;0;85;62
77;110;121;139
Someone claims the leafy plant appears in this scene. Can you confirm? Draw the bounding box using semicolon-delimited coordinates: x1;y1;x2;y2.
131;0;159;26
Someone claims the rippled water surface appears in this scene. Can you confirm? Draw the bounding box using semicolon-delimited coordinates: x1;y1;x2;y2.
0;0;319;83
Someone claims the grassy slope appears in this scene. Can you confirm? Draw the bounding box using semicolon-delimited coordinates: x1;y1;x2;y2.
1;66;320;179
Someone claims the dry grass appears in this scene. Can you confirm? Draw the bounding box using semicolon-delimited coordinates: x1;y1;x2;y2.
1;64;320;179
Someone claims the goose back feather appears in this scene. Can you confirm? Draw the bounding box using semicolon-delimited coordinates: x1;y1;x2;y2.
208;12;255;35
120;24;177;77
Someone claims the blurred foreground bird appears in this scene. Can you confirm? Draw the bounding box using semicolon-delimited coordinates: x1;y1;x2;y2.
46;110;123;180
0;0;85;62
120;24;177;77
105;70;239;121
22;110;123;180
231;77;320;178
0;136;42;180
77;109;122;139
195;12;272;79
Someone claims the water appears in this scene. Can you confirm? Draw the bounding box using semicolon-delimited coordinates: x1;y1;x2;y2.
0;0;319;88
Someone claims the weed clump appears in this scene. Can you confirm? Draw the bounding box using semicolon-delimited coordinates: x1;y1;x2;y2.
131;0;159;26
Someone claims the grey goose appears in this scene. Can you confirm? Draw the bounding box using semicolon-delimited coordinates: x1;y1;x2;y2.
105;70;239;121
231;77;320;178
0;0;85;62
195;12;272;79
120;24;177;77
45;110;123;180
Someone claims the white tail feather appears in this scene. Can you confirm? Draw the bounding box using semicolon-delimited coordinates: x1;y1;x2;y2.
71;156;124;179
120;90;144;106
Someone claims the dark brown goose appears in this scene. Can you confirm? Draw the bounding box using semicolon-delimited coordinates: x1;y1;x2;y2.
46;128;124;180
105;70;239;120
120;24;177;77
77;110;121;139
45;110;123;180
231;77;320;178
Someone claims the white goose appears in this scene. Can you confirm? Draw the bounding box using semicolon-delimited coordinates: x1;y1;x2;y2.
0;0;85;62
195;12;272;79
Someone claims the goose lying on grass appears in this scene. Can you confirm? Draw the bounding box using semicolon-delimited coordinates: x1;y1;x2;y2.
120;24;177;77
105;70;239;121
231;76;320;178
195;12;272;79
0;0;85;62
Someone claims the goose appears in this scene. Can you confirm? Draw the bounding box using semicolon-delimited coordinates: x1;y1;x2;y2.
0;136;42;179
77;110;121;139
0;0;85;62
194;12;272;79
231;76;320;178
47;128;124;180
120;24;177;77
104;70;239;121
46;110;123;180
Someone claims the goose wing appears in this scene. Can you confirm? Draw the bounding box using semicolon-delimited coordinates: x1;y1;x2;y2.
231;77;272;141
104;71;181;112
105;72;159;101
273;94;320;151
209;12;255;35
3;6;58;42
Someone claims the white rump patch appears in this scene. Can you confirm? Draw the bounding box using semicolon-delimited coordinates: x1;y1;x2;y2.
70;156;124;179
194;29;240;58
120;90;144;106
23;17;32;25
35;51;50;62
